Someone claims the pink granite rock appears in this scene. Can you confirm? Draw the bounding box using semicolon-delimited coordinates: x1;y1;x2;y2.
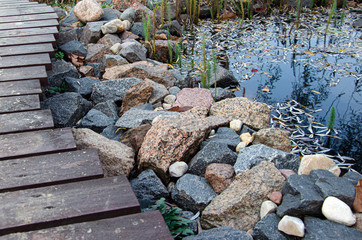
173;88;215;110
205;163;235;194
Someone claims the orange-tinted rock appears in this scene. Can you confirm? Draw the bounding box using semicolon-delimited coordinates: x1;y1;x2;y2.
173;88;215;110
269;191;283;205
79;65;94;77
153;40;176;63
85;44;111;64
279;169;296;179
205;163;234;194
252;128;291;153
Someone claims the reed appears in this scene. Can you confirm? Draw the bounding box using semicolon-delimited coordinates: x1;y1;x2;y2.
296;0;302;30
325;0;337;36
327;106;336;130
167;40;173;64
212;49;217;101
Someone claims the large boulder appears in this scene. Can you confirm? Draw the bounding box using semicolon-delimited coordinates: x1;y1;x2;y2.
201;161;285;231
80;21;105;44
73;0;104;23
252;128;291;153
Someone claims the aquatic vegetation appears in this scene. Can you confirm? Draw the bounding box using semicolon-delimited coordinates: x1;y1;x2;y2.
327;106;336;130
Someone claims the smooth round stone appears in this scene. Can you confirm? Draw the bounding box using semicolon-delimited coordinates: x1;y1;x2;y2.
164;95;177;105
260;200;277;219
230;119;242;132
236;142;247;153
278;215;305;237
322;196;356;226
169;161;188;178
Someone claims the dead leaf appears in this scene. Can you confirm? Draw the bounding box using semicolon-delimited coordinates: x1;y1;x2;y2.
262;87;270;93
353;179;362;213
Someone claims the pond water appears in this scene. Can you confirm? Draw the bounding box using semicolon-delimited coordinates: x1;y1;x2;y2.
182;9;362;171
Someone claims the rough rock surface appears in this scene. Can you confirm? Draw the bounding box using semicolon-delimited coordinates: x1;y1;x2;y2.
205;163;234;194
173;88;215;109
201;127;240;151
78;109;115;133
113;0;146;11
209;64;239;88
85;43;111;63
119;41;147;62
102;54;128;68
211;87;236;101
65;77;100;98
252;128;291;152
47;60;80;87
72;128;134;177
80;21;105;44
201;161;285;231
97;33;122;48
74;0;104;23
298;154;341;176
119;124;151;153
209;97;270;130
184;226;252;240
93;100;119;120
120;7;136;22
252;214;292;240
101;19;130;34
149;80;169;104
59;40;87;57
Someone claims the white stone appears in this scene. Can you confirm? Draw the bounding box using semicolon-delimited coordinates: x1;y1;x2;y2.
164;95;177;105
101;19;127;34
298;154;341;176
322;196;356;226
122;20;132;31
169;162;188;178
236;142;247;153
260;200;277;219
240;132;253;145
230;119;242;132
73;0;104;23
162;103;172;109
110;43;121;54
278;215;305;237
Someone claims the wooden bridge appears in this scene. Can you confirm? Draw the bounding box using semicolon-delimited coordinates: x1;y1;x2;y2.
0;0;172;239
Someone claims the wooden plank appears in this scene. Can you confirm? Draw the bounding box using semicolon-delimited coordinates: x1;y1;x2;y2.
0;95;40;114
0;34;56;48
0;211;173;240
0;80;41;97
0;13;58;24
0;6;54;17
0;109;54;135
0;3;40;8
0;26;58;38
0;53;51;70
0;3;44;9
0;19;59;31
0;66;48;85
0;128;77;160
0;43;54;57
0;176;141;236
0;149;104;193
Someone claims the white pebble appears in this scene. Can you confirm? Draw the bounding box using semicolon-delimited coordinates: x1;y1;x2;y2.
236;142;247;153
322;196;356;226
260;200;277;219
230;119;242;132
278;215;305;237
169;162;188;178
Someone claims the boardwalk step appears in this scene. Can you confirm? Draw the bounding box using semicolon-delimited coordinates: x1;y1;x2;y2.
0;53;51;70
0;128;76;160
0;34;56;48
0;80;41;97
0;109;54;135
0;43;54;57
0;176;141;236
0;26;58;38
0;6;54;17
0;149;104;193
0;95;40;114
0;66;48;85
0;211;173;240
0;19;59;31
0;3;44;9
0;13;58;24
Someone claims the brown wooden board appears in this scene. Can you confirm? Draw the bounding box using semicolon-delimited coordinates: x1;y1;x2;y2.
0;149;104;193
0;19;59;31
0;34;56;48
0;128;77;160
0;109;54;135
0;66;47;85
0;176;141;236
0;3;44;9
0;26;58;38
0;53;51;70
0;13;58;24
0;95;40;114
0;80;41;97
0;43;54;57
0;211;173;240
0;6;54;17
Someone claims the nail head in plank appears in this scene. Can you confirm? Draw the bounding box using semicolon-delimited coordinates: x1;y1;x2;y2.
0;80;41;97
0;109;54;135
0;19;59;31
0;128;77;160
0;54;51;70
0;149;104;193
0;6;54;17
0;175;141;236
0;66;48;85
0;95;40;114
0;34;56;48
0;13;58;24
0;27;58;38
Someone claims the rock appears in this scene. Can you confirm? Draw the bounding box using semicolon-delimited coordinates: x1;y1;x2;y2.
210;97;270;130
169;86;181;96
240;124;256;135
279;169;296;179
119;41;147;63
149;80;169;104
119;124;151;153
74;0;104;23
234;144;300;174
169;161;188;178
60;9;79;27
205;163;234;194
230;119;242;133
252;128;291;152
100;7;122;21
97;33;122;48
171;173;217;213
235;142;247;153
163;95;176;105
172;68;189;89
131;2;154;23
80;21;105;44
211;87;236;101
119;30;140;40
53;6;66;19
91;77;142;104
41;92;92;127
298;154;341;176
201;127;240;151
47;60;80;87
353;213;362;232
179;210;199;234
130;169;169;209
79;65;94;77
269;191;283;205
88;63;103;78
65;77;100;98
322;196;356;226
240;132;253;145
113;0;146;11
304;216;362;239
130;22;149;39
188;141;237;176
56;28;81;46
101;19;130;34
353;19;362;29
252;214;292;240
102;54;128;68
120;7;136;22
153;40;176;63
277;215;304;237
78;109;115;133
101;124;123;140
138;115;229;183
110;43;122;54
202;161;285;231
260;200;278;219
85;43;111;63
209;64;239;88
59;40;87;57
173;88;215;110
72;128;134;176
184;226;252;240
119;79;154;116
161;20;182;37
343;170;362;186
93;100;119;120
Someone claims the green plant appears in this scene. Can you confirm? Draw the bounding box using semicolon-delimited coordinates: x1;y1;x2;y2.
167;39;173;64
142;12;151;42
55;51;64;60
100;2;113;8
48;81;68;94
212;49;217;101
327;106;336;130
325;0;337;36
201;33;208;88
175;42;182;68
151;198;194;239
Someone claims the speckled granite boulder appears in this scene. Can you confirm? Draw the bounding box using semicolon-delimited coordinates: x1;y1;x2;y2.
173;88;215;110
252;128;291;152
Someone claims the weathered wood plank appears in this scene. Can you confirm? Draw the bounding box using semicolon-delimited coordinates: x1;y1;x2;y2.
0;34;56;48
0;66;48;85
0;54;51;70
0;13;58;24
0;176;141;236
0;109;54;135
0;95;40;114
0;3;44;9
0;80;41;97
0;6;54;17
0;128;77;160
0;26;58;38
0;149;104;193
0;19;59;31
0;211;173;240
0;43;54;57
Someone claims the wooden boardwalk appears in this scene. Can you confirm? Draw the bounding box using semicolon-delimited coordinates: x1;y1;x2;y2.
0;1;172;239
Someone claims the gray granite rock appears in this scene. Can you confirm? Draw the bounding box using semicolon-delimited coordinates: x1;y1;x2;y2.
102;54;128;68
65;77;100;98
60;9;78;27
234;144;300;174
168;86;181;96
184;226;252;240
101;124;124;141
161;20;182;37
47;60;80;87
100;7;122;21
252;214;292;240
240;124;256;134
88;63;103;79
120;7;136;22
119;41;147;63
53;6;66;19
211;87;236;101
41;92;92;127
130;169;169;209
78;109;115;133
80;21;105;44
91;77;142;104
172;68;189;88
130;22;153;39
93;100;119;120
188;141;237;176
201;127;240;151
171;173;217;213
59;40;87;57
342;170;362;186
210;65;239;88
56;28;82;46
180;211;199;234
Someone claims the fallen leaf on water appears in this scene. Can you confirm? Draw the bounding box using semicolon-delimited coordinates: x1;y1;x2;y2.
311;90;321;94
262;87;270;93
251;68;258;72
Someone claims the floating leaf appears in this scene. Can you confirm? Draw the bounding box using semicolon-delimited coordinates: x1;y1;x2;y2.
353;179;362;213
311;90;321;94
251;68;258;72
